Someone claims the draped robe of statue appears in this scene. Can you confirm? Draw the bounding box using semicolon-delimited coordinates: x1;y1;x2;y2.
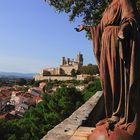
89;0;140;128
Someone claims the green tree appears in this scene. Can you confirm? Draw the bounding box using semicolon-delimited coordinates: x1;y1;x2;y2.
82;78;101;101
45;0;140;26
27;78;35;85
45;0;108;25
79;64;99;75
16;78;27;86
137;0;140;11
43;112;61;130
33;80;40;87
20;133;30;140
7;134;17;140
45;82;53;92
47;87;84;118
71;69;77;77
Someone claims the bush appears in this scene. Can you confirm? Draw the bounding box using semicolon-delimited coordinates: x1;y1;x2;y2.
82;78;101;101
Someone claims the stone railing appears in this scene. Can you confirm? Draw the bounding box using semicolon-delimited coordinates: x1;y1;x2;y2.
41;91;103;140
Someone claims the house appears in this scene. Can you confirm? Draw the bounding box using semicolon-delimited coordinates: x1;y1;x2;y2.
15;93;36;117
10;91;23;105
28;87;42;96
39;82;46;90
0;90;11;112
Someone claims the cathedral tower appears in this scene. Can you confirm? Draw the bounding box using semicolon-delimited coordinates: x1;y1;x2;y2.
76;52;83;66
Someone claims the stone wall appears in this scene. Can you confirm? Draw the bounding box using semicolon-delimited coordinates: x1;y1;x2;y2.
34;75;76;81
60;65;79;75
34;74;97;81
41;91;103;140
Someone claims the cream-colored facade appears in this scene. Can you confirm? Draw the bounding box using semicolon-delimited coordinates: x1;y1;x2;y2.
34;75;76;81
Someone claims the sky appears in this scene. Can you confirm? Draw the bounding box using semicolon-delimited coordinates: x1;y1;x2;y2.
0;0;96;73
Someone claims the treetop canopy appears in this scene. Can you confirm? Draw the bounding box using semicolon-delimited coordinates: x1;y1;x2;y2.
45;0;140;25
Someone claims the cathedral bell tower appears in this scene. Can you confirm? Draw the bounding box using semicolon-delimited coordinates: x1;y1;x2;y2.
76;52;83;66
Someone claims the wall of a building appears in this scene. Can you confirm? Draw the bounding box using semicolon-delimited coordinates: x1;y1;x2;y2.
34;75;76;81
60;65;79;75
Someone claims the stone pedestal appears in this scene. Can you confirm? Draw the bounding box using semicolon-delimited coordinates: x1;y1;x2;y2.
88;124;135;140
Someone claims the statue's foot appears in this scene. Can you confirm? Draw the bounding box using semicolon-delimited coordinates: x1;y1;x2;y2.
115;117;126;127
96;116;120;131
106;116;120;131
95;118;108;127
107;116;120;124
119;123;132;130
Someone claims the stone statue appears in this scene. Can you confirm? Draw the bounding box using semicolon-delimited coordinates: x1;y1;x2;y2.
76;0;140;139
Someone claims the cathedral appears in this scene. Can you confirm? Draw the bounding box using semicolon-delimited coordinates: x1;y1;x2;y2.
38;53;83;77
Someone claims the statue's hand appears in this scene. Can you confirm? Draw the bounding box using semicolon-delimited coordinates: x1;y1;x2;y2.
75;25;85;32
118;30;125;40
118;22;131;40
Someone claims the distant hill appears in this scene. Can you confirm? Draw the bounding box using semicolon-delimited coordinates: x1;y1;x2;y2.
0;72;36;79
